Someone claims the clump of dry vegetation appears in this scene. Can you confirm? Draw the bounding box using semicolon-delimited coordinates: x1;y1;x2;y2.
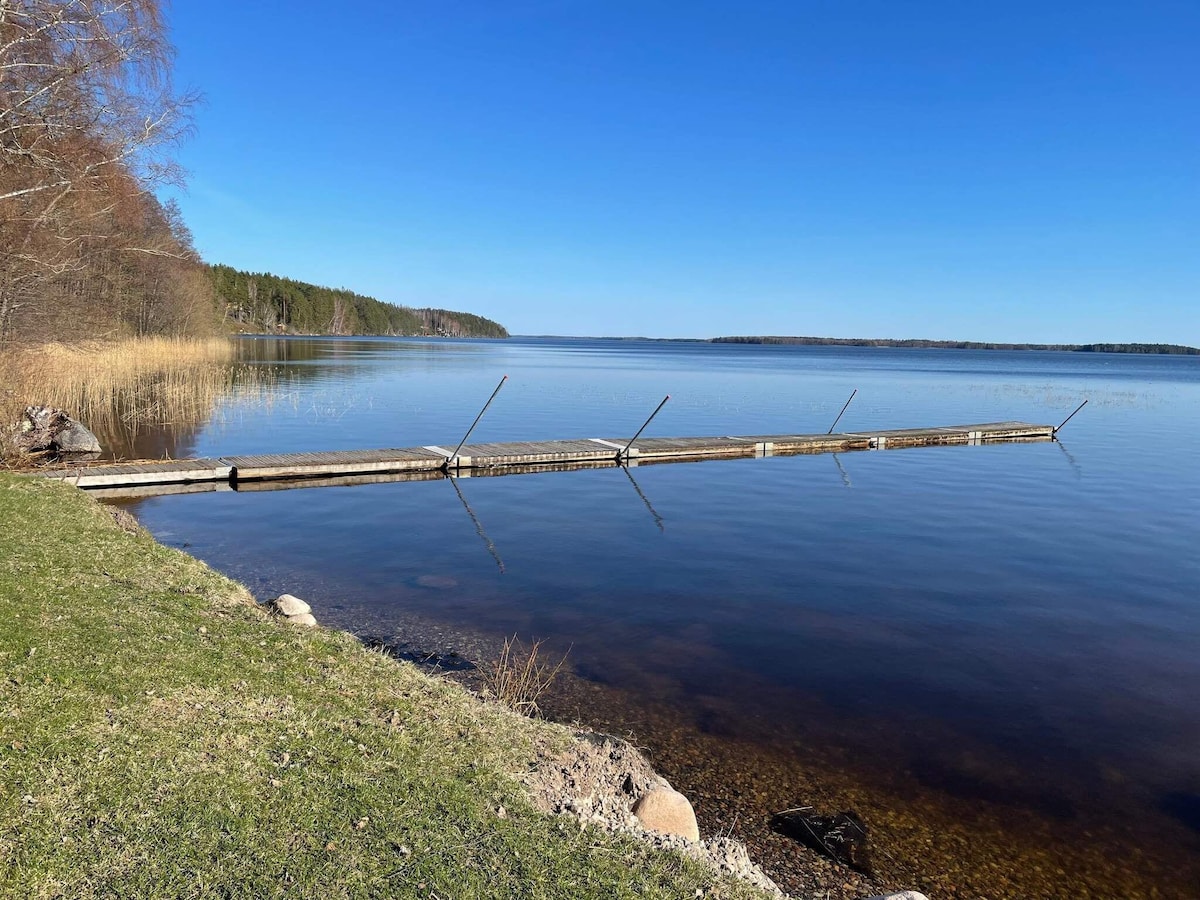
482;636;571;717
0;336;273;463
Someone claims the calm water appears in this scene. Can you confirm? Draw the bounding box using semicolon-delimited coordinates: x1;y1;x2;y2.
115;337;1200;896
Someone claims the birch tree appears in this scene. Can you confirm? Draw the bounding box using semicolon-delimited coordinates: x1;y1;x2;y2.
0;0;196;338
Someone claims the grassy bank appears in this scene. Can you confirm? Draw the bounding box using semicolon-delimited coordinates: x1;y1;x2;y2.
0;474;766;899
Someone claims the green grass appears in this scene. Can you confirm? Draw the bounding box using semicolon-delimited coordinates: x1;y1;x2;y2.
0;475;766;899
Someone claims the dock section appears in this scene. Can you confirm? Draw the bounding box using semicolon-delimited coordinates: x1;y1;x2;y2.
43;458;232;489
31;421;1055;491
221;447;447;481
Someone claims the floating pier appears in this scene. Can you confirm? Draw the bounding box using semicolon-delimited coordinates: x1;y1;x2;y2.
33;421;1054;495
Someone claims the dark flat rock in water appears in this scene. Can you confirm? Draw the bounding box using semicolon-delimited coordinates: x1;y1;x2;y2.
771;808;873;875
363;637;477;673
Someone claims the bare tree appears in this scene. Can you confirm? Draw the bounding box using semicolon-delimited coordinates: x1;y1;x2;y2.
0;0;198;338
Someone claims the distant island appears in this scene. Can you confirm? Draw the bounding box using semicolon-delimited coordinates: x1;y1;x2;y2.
209;265;508;338
712;336;1200;354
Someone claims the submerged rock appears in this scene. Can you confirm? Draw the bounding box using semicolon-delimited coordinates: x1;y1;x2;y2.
17;405;101;454
771;807;873;874
415;574;458;589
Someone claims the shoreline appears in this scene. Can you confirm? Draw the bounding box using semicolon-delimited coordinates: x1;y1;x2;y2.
1;473;918;899
8;468;1196;898
346;600;1200;900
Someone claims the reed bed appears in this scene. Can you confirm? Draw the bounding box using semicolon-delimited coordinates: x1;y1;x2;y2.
1;337;272;462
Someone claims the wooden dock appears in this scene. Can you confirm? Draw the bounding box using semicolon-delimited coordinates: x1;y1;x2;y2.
32;421;1054;493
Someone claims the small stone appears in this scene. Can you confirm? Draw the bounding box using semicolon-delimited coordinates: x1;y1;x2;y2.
632;788;700;842
862;893;930;900
287;613;318;627
496;805;507;819
198;626;207;635
274;594;311;616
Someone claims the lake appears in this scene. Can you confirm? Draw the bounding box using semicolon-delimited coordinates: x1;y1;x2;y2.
110;336;1200;898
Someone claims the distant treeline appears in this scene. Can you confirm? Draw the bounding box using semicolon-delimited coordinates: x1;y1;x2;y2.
209;265;508;338
712;336;1200;354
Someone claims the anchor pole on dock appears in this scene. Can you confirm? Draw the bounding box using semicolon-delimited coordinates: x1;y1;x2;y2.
827;389;857;434
620;395;670;460
446;375;508;470
1053;399;1088;437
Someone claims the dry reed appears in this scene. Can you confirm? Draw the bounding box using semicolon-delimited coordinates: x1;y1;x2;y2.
0;337;271;462
481;636;571;718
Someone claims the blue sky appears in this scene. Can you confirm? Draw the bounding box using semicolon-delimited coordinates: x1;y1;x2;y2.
164;1;1198;342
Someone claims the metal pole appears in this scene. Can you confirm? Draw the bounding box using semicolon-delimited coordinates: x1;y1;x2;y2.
1054;399;1088;435
827;388;857;434
446;375;508;469
621;394;670;459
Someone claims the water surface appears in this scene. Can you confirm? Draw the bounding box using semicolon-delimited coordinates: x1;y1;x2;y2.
115;337;1200;897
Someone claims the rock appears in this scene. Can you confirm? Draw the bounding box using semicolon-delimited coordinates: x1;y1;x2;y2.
286;613;318;627
862;893;930;900
54;419;101;452
16;405;101;454
273;594;311;616
771;808;873;874
632;788;700;842
415;574;458;589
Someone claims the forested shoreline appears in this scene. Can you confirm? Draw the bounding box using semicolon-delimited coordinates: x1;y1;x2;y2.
0;3;504;343
209;265;507;337
713;336;1200;354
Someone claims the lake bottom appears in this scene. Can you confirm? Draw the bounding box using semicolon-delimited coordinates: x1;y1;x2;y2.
344;604;1200;900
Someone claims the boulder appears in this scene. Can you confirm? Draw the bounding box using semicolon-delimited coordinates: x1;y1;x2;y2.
632;788;700;842
54;419;102;453
286;613;318;627
17;405;101;454
273;594;311;616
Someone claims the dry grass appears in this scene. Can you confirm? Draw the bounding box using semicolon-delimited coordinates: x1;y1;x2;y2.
0;336;271;461
483;636;571;717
